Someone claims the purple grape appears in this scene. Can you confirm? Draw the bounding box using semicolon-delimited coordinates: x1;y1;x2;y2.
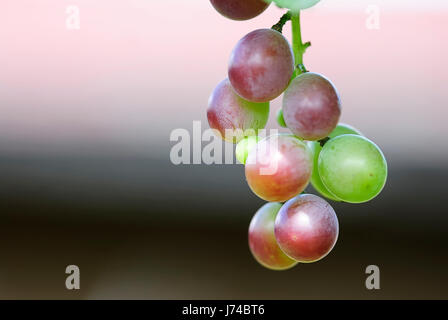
283;72;341;141
249;203;298;270
245;134;312;202
207;79;269;143
274;194;339;263
229;29;294;103
210;0;270;21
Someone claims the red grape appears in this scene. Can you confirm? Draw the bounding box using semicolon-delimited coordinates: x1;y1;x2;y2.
245;135;312;202
229;29;294;103
283;73;341;141
249;202;298;270
210;0;270;21
274;194;339;263
207;79;269;143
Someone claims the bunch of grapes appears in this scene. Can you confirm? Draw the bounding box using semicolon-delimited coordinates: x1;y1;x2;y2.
207;0;388;270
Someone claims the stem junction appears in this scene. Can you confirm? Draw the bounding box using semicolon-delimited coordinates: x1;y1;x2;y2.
290;11;310;76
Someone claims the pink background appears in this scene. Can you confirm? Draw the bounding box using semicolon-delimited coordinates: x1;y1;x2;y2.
0;0;447;162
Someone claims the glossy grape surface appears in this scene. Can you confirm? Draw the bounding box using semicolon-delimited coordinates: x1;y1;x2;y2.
249;202;298;270
207;79;269;143
274;194;339;263
210;0;270;21
245;134;312;202
229;29;294;103
283;72;341;140
308;124;362;201
318;134;388;203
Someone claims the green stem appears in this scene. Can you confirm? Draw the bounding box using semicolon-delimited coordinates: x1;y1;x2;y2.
290;11;310;76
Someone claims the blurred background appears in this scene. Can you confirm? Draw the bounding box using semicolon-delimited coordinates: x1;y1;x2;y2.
0;0;447;299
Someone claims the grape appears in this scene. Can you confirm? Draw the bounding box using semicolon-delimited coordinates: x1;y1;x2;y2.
265;0;321;11
236;135;260;164
207;79;269;143
210;0;270;21
308;124;362;201
283;72;341;141
276;108;287;128
249;202;299;270
245;134;312;202
228;29;294;103
274;194;339;263
318;134;387;203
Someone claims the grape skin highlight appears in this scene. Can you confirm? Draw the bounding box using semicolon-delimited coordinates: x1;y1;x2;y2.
249;202;298;270
207;79;269;143
210;0;270;21
283;72;341;140
318;134;388;203
274;194;339;263
229;29;294;103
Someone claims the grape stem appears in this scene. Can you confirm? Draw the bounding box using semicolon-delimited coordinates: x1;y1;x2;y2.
319;137;331;147
290;11;310;76
272;12;291;33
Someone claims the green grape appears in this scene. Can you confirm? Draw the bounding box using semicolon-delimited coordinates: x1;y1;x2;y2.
318;134;387;203
265;0;321;11
276;108;287;128
327;123;362;139
307;124;362;201
236;136;259;164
